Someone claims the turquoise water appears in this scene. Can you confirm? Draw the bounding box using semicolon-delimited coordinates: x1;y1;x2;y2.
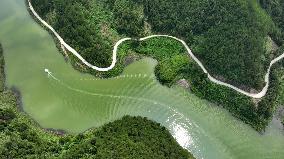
1;0;284;158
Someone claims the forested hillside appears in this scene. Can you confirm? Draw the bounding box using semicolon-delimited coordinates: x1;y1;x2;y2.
260;0;284;45
31;0;277;89
142;0;275;90
29;0;284;131
0;43;194;158
31;0;119;68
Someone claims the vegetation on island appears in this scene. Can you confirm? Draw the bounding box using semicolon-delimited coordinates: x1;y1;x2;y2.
0;43;194;158
29;0;284;131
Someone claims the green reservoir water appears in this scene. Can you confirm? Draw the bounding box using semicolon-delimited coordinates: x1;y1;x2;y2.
1;0;284;159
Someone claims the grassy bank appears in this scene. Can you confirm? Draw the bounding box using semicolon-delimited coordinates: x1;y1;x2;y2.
0;44;194;158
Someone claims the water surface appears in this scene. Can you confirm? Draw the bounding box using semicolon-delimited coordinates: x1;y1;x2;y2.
1;0;284;159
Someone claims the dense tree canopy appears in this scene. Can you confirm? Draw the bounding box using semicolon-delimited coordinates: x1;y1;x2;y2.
259;0;284;45
141;0;274;89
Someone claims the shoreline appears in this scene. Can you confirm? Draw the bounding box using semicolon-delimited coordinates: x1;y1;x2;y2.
8;87;67;135
0;43;6;92
1;42;68;136
26;0;284;99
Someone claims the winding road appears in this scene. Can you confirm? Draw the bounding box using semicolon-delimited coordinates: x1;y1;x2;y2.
28;0;284;99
